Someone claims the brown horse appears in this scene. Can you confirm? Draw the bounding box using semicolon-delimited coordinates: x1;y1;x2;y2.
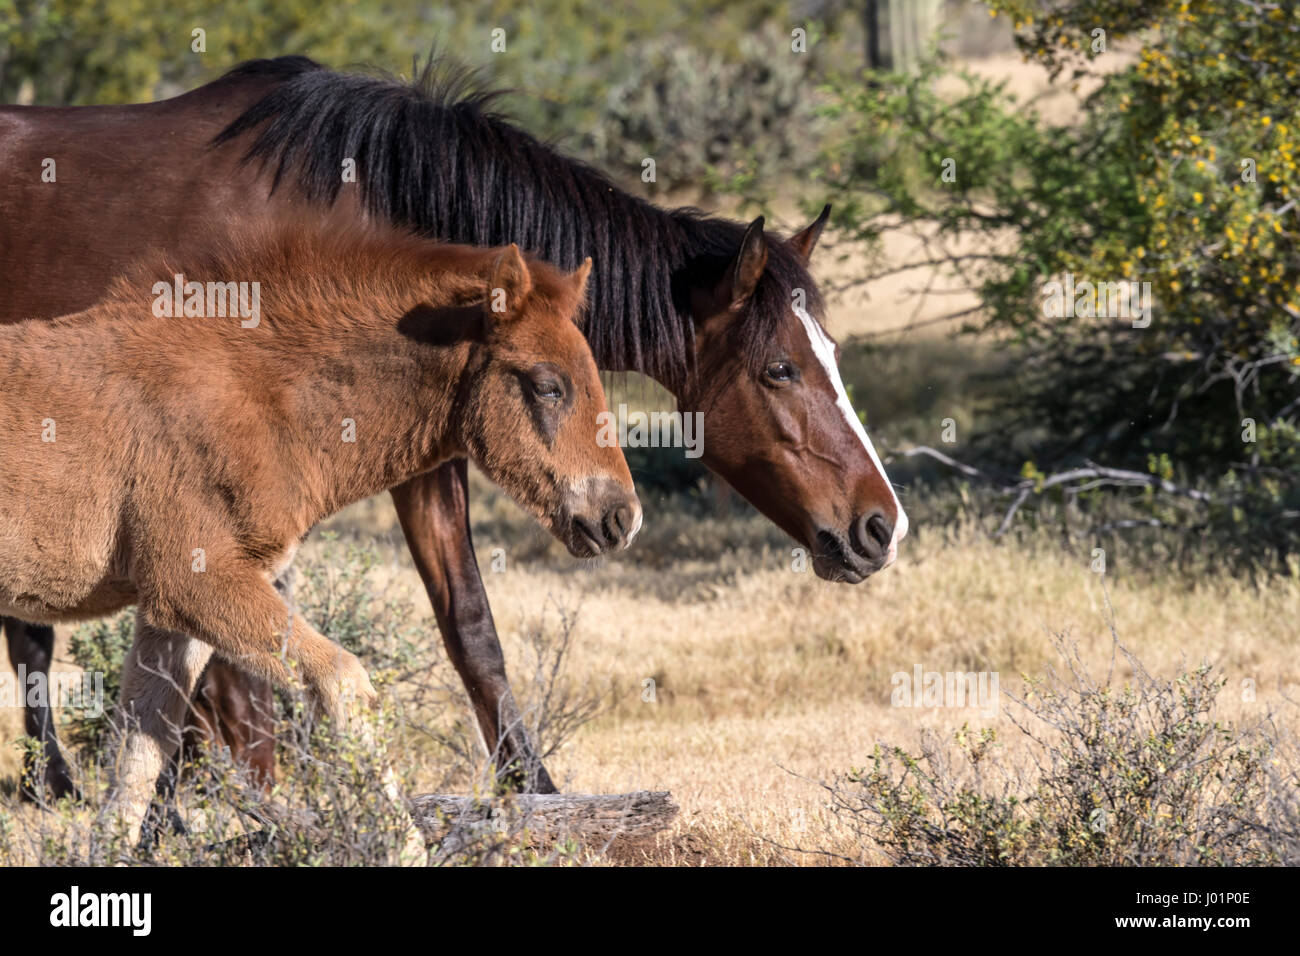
0;216;638;842
0;56;907;797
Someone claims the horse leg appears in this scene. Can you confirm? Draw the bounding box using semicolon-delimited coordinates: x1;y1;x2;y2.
147;658;277;845
111;570;422;860
3;616;78;802
391;460;558;794
177;570;285;793
105;618;214;845
184;660;277;791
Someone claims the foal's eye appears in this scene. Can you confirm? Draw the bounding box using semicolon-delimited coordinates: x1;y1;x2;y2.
534;381;564;402
525;363;570;406
527;371;565;403
763;360;796;386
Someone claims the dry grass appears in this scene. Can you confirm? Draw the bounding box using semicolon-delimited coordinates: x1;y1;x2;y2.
468;499;1297;864
7;474;1296;864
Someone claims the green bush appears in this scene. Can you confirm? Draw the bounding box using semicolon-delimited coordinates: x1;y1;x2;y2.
590;27;823;192
65;611;133;752
807;0;1300;569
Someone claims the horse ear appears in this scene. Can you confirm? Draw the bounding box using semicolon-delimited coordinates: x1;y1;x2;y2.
488;244;532;315
789;204;831;264
569;256;593;299
719;216;768;312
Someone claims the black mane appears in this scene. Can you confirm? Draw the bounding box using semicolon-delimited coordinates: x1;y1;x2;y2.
213;56;822;390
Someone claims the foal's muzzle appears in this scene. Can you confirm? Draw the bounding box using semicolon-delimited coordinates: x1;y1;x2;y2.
563;480;642;557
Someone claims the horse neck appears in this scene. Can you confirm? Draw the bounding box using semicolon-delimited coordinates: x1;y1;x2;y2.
475;197;726;396
109;282;471;519
267;317;469;515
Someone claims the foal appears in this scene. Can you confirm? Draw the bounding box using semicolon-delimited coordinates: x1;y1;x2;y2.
0;220;640;842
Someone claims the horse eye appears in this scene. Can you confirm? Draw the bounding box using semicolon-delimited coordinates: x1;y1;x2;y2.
764;360;795;385
525;363;569;404
532;378;564;402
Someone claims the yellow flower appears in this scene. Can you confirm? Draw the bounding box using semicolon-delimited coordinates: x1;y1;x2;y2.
1193;192;1204;203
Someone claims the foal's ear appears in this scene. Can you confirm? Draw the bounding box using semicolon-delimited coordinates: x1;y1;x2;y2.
717;216;768;313
488;244;533;314
789;204;831;264
567;257;593;299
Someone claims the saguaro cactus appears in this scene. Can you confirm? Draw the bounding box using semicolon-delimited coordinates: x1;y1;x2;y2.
864;0;944;72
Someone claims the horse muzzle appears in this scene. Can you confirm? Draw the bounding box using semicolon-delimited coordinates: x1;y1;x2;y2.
561;480;642;557
811;508;904;583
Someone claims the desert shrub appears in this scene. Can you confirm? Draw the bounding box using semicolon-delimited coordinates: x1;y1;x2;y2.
589;27;823;192
831;630;1299;866
292;533;428;682
428;595;612;794
64;611;134;751
0;0;416;104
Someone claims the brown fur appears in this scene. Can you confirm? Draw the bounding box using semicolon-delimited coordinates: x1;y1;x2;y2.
0;217;637;836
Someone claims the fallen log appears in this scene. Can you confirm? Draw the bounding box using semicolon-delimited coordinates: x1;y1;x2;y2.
200;789;677;861
410;790;678;853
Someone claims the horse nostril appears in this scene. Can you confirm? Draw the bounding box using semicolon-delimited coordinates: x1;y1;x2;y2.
603;504;632;545
867;514;892;548
852;511;893;559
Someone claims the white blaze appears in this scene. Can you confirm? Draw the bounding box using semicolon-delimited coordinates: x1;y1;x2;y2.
794;306;908;560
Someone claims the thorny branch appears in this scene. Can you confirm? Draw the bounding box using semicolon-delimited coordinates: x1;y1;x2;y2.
894;445;1216;537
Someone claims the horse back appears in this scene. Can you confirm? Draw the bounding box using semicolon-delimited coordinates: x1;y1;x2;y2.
0;74;298;324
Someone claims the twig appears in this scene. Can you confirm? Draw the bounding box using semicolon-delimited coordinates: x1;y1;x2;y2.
895;445;1215;538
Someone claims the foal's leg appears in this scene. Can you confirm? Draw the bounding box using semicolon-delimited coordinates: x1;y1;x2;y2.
150;570;292;839
171;570;288;799
104;619;213;843
3;617;78;801
392;460;558;794
110;568;421;858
